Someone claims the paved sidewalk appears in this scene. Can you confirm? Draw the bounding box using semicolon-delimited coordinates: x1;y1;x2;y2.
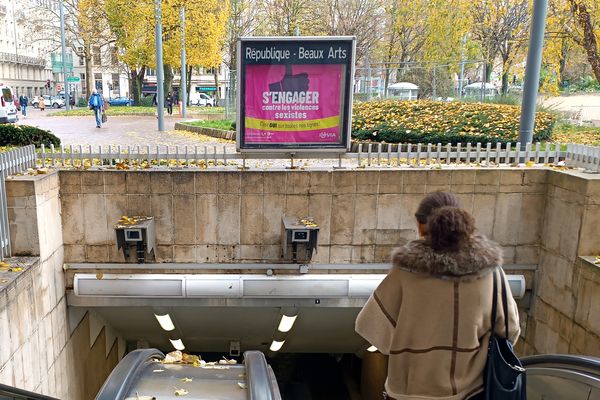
16;108;234;149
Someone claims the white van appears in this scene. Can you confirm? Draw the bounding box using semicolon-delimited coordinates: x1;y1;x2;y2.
189;92;215;107
0;84;18;123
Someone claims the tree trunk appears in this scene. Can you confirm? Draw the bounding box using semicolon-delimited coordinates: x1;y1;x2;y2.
186;65;192;106
163;64;174;101
213;70;220;106
501;56;510;96
84;45;93;99
570;0;600;83
131;67;145;106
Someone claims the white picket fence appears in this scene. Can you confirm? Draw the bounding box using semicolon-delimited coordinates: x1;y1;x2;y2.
35;142;600;172
0;145;38;260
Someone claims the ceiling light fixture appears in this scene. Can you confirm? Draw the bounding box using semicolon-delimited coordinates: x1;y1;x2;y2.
170;339;185;351
269;340;285;352
154;313;175;331
277;314;298;333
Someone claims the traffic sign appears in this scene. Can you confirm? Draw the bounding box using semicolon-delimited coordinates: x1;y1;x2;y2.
67;76;81;84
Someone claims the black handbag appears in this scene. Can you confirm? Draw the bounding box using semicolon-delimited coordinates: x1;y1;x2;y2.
484;269;527;400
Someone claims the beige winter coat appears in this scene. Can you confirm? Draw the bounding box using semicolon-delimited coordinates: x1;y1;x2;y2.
355;236;520;400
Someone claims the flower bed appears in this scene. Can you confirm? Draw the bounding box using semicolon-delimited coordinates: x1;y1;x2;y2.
352;100;555;144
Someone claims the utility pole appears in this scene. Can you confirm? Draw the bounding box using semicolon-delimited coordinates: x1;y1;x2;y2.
366;49;371;101
518;0;549;146
458;34;467;98
59;0;70;110
180;6;186;118
155;0;165;131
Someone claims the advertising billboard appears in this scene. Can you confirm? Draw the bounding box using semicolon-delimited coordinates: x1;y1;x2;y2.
237;37;355;152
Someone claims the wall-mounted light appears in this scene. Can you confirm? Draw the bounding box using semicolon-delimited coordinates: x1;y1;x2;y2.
277;314;297;333
367;346;378;352
269;340;285;352
154;313;175;331
170;339;185;351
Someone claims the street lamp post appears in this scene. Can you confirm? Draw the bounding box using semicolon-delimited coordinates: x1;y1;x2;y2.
180;6;186;119
59;0;70;110
155;0;165;131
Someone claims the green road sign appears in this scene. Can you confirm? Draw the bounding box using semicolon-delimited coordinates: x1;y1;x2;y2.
67;76;81;84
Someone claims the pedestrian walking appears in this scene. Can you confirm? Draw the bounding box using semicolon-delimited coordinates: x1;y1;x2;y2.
88;89;105;128
19;94;28;117
166;92;173;115
152;93;157;106
39;96;45;111
355;191;520;400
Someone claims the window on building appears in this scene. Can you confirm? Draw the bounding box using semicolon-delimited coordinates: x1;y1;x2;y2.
93;46;101;66
78;47;84;66
111;74;120;95
80;73;87;96
94;73;102;91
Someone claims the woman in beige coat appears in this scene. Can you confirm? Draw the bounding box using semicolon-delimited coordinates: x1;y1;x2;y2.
356;192;520;400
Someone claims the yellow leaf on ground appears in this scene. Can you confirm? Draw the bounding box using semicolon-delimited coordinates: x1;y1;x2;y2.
174;389;188;396
180;377;192;383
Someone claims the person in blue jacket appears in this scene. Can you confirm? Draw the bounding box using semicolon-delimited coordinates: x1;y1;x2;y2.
88;89;104;128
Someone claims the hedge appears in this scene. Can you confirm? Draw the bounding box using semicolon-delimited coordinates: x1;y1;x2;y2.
0;124;60;147
352;100;555;144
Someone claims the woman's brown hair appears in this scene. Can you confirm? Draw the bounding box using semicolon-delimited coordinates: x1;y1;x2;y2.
415;192;475;252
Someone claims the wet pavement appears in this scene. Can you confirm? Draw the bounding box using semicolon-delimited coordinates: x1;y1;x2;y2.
16;107;234;149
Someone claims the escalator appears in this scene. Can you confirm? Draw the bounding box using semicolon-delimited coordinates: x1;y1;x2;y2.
0;383;59;400
95;349;281;400
522;354;600;399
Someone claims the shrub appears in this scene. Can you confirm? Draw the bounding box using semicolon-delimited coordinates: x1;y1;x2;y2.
0;124;60;147
352;100;555;144
77;97;88;107
141;95;154;107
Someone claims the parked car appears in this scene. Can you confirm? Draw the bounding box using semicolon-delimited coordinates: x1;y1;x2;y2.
189;92;215;107
0;85;18;123
108;96;134;106
32;95;65;109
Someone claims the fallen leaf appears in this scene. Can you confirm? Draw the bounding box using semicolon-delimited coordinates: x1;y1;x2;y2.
124;396;155;400
152;369;164;373
0;262;10;268
96;272;104;280
0;279;8;284
237;382;247;389
9;267;22;272
180;377;192;383
174;388;188;396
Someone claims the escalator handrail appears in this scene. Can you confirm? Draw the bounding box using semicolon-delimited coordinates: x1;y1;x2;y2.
244;350;277;400
95;348;165;400
521;354;600;374
0;382;60;400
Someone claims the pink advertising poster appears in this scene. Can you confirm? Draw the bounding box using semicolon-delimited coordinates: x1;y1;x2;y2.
243;64;344;145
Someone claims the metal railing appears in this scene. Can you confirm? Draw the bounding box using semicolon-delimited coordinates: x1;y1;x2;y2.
37;142;580;170
0;145;38;260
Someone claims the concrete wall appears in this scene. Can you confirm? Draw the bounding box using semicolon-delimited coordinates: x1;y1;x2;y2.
0;172;122;399
518;171;600;356
59;169;547;266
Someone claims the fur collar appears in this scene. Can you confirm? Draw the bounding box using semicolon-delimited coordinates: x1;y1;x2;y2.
391;235;502;281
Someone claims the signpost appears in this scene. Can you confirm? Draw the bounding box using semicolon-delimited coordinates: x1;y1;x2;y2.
237;36;356;152
67;76;81;85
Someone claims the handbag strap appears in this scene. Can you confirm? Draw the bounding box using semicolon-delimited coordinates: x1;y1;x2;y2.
500;268;510;339
491;268;498;335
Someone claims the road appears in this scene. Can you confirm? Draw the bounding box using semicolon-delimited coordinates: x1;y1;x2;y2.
16;107;234;149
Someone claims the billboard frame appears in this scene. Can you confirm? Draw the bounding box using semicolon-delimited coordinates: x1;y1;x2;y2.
236;36;356;153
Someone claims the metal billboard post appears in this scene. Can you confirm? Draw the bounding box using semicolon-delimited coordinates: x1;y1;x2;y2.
59;0;70;110
518;0;549;146
180;6;187;119
155;0;165;131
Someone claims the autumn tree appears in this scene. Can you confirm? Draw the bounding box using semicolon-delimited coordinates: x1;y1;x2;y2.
470;0;530;93
563;0;600;84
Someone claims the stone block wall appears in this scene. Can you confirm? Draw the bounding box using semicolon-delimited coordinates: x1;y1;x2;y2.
0;172;122;399
518;170;600;356
59;169;548;266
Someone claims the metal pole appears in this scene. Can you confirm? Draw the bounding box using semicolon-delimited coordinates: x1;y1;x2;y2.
59;0;70;110
481;61;485;102
432;66;437;99
155;0;165;131
180;6;187;119
518;0;549;145
458;34;467;98
366;50;371;101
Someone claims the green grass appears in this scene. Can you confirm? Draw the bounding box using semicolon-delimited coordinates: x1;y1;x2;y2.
50;106;226;117
184;119;235;130
552;122;600;146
